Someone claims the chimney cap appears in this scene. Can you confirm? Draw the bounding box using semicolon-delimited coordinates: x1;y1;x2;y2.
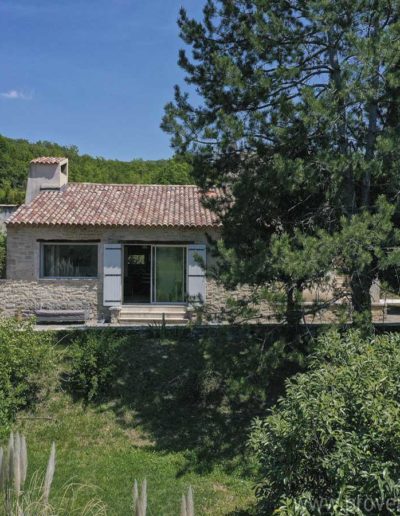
30;157;67;165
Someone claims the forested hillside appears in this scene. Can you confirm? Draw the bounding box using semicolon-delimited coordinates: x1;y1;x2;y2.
0;134;193;203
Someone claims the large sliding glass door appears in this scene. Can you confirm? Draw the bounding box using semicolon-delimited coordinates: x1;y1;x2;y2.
153;246;186;303
122;245;186;304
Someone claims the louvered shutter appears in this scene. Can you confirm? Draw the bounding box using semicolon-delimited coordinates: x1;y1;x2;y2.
103;244;122;306
187;245;206;303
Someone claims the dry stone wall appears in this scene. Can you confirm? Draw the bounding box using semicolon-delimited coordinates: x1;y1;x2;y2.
3;224;378;325
0;279;99;321
2;225;220;322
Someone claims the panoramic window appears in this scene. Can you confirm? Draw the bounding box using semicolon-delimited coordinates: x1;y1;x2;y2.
42;244;98;278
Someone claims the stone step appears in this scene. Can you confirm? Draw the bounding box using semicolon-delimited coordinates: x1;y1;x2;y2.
118;317;188;326
121;304;187;314
119;312;187;321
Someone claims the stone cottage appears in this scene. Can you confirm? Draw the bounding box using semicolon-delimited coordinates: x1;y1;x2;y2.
0;157;226;324
0;157;395;325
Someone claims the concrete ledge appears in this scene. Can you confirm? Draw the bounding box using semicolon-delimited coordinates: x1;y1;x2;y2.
35;309;88;324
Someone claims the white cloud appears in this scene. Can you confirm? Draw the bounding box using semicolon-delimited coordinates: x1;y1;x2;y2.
0;89;33;100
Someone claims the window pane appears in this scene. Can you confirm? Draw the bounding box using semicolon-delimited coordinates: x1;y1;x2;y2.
155;247;185;302
43;245;98;278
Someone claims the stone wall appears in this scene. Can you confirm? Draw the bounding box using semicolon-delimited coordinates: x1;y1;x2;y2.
0;205;18;234
0;279;99;321
6;225;220;280
2;224;221;322
205;279;274;322
4;224;375;325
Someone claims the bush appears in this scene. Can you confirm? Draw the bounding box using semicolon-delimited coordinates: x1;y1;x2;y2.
0;319;55;435
69;330;127;401
250;330;400;514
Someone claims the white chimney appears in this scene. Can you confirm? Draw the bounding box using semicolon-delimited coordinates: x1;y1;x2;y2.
25;157;68;204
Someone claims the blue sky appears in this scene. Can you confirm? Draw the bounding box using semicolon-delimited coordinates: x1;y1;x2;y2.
0;0;203;161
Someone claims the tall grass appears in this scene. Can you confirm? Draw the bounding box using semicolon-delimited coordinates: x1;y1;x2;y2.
181;486;194;516
1;433;195;515
131;478;195;515
132;479;147;515
0;433;106;515
0;432;29;511
43;442;56;504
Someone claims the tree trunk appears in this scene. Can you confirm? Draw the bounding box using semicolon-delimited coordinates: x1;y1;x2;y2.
361;14;379;209
354;14;379;329
327;37;355;217
349;267;374;333
285;283;302;334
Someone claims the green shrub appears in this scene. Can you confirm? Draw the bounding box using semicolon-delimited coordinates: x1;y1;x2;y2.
250;330;400;514
69;330;127;401
0;319;55;436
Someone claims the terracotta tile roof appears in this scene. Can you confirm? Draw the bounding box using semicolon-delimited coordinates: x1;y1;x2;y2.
30;157;67;164
7;183;220;228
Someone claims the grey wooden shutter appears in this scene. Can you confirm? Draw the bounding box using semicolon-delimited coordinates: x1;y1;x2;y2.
187;244;206;303
103;244;122;306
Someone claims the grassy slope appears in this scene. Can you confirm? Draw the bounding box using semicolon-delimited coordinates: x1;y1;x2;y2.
11;327;283;515
16;393;253;515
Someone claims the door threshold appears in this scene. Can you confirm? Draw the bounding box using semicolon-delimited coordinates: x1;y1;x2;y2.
122;303;188;306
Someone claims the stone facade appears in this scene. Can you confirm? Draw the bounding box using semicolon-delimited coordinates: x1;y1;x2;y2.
2;224;221;322
0;205;18;234
205;279;272;322
0;279;98;321
6;225;220;280
1;224;387;325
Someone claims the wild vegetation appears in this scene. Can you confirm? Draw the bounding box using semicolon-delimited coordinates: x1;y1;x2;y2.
2;317;400;513
4;322;295;513
0;134;193;204
0;319;55;435
163;1;400;331
66;325;303;474
251;330;400;514
0;431;196;516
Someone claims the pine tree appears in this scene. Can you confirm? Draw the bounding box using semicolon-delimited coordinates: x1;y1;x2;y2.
162;0;400;329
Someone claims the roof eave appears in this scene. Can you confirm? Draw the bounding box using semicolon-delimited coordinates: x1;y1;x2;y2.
6;222;221;229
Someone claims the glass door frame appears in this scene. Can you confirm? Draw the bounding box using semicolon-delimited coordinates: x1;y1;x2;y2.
151;244;187;304
122;244;187;305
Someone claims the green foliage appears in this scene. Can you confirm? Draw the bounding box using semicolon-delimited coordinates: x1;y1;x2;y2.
250;330;400;514
0;234;5;279
69;330;127;401
0;134;193;203
13;329;259;513
12;389;249;515
163;1;400;327
0;319;55;436
66;326;309;474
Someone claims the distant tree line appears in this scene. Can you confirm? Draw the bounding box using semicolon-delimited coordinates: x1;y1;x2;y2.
0;134;193;204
